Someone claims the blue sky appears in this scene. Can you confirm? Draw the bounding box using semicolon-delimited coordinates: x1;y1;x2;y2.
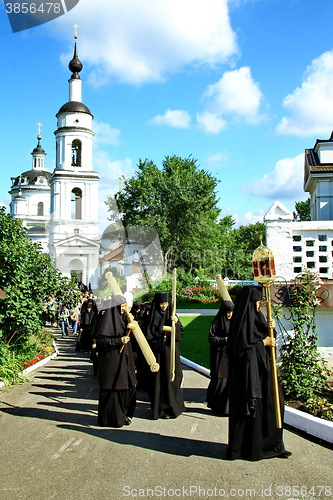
1;0;333;231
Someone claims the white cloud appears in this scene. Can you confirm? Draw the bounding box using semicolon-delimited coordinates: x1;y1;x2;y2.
93;121;122;146
205;151;229;166
149;109;191;128
197;112;227;134
244;211;265;224
246;153;304;199
197;67;264;134
52;0;238;85
93;151;134;228
276;51;333;137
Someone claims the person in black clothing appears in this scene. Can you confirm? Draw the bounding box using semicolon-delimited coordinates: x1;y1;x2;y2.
144;291;185;420
130;300;144;324
226;285;291;461
76;299;98;352
96;295;136;427
206;300;234;415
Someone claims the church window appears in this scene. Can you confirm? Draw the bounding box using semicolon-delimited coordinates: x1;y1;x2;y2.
71;139;82;167
37;202;44;216
71;188;82;219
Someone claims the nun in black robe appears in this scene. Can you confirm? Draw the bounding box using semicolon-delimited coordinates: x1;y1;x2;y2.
144;291;185;420
206;300;234;415
226;286;290;461
96;295;137;427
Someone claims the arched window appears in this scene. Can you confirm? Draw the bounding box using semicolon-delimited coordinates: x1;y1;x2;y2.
71;139;82;167
71;188;82;219
37;202;44;216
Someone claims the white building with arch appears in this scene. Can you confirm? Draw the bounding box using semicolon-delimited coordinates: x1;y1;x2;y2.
9;37;100;287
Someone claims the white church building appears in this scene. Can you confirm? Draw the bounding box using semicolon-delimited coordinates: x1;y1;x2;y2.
265;131;333;299
9;36;100;287
9;35;163;292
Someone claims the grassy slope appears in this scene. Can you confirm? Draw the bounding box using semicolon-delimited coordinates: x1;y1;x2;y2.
178;315;212;369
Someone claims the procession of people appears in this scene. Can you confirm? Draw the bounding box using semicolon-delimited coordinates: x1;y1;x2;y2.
46;277;291;462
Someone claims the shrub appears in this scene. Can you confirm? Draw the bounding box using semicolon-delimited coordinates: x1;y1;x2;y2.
277;270;330;401
300;396;333;422
0;343;25;386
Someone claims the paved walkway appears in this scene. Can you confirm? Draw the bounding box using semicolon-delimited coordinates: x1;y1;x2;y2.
0;331;332;500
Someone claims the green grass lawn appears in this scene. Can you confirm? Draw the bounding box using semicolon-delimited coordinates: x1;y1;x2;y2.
178;315;212;369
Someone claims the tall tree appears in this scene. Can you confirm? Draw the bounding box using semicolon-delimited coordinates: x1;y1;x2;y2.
0;208;77;347
108;156;221;274
224;222;266;279
294;198;311;221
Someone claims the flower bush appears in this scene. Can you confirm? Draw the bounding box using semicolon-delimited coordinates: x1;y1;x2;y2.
23;353;46;370
178;285;222;303
276;270;332;405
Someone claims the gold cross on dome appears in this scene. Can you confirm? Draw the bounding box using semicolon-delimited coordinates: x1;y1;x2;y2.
36;122;43;135
73;24;79;39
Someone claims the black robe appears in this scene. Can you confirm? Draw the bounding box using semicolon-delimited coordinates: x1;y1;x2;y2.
96;296;137;427
144;291;185;419
226;286;287;461
76;301;98;352
206;300;234;415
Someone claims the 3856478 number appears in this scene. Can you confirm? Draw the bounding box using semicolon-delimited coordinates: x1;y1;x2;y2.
5;3;62;14
275;485;332;497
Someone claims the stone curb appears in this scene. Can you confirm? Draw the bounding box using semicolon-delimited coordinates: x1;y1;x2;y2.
180;355;333;445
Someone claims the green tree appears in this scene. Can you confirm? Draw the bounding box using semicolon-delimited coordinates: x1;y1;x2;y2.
294;198;311;221
223;222;266;279
0;208;69;348
109;155;222;275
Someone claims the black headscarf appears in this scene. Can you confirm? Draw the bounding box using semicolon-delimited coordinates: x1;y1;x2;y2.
96;295;127;337
228;286;266;357
227;285;268;413
210;300;234;340
145;291;171;340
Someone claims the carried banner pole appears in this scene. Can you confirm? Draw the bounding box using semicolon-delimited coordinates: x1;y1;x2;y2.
169;268;177;382
105;272;159;373
252;240;282;429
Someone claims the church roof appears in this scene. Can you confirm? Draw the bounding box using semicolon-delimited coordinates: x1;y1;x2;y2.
100;246;125;262
12;169;51;186
27;224;48;234
305;148;333;172
57;101;92;116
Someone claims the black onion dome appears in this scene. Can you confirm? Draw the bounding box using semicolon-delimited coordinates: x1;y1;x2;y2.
31;137;46;156
13;170;51;186
69;42;83;78
56;100;92;116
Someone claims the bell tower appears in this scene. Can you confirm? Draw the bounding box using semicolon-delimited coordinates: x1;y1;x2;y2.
49;27;100;286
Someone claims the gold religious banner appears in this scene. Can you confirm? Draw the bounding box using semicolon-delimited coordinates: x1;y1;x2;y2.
252;240;282;429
